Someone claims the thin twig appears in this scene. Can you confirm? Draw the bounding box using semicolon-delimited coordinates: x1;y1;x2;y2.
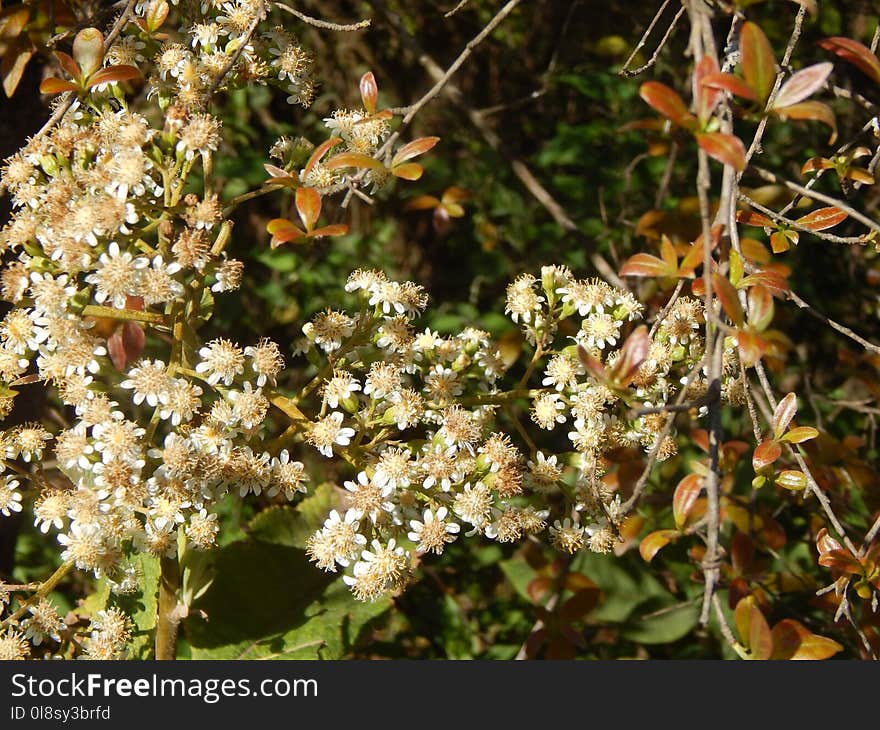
620;355;705;515
786;289;880;356
712;593;740;650
738;193;868;245
752;166;880;238
205;13;262;97
274;3;370;31
372;0;625;289
619;0;686;78
29;0;137;144
741;6;807;169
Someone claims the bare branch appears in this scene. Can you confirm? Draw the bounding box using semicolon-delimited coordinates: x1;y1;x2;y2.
738;193;867;245
274;3;370;31
751;167;880;238
619;0;686;78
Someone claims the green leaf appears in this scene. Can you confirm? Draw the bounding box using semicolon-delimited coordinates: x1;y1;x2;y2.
741;22;776;104
113;553;160;660
185;540;389;659
248;483;338;549
619;598;700;645
499;556;539;603
571;551;667;623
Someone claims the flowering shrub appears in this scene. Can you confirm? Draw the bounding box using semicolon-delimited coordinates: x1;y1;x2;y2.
0;0;879;660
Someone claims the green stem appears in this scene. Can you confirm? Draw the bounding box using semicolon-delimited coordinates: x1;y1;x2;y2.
81;305;166;325
155;555;181;660
0;561;74;630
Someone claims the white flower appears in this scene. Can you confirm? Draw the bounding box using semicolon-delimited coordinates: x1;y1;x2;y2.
408;506;460;554
0;476;23;516
195;338;244;386
120;359;170;407
308;412;356;457
343;470;394;523
85;242;148;309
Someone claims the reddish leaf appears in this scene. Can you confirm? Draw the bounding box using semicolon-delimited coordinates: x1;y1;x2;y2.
795;206;848;231
747;285;774;332
325;152;384;172
774;101;837;144
266;218;305;248
302;137;342;178
72;28;104;78
359;71;378;114
816;528;842;555
735;596;773;659
1;44;33;97
405;195;442;211
693;55;722;119
801;157;834;175
660;235;678;270
673;473;703;529
54;50;81;81
619;253;675;279
306;224;348;239
741;22;776;104
577;345;607;383
741;237;772;264
392;136;440;166
701;71;759;102
0;7;31;40
697;132;746;171
87;64;141;88
739;270;789;296
772;392;798;439
818;548;863;575
391;162;424;180
639;530;679;562
639;81;696;127
770;229;797;253
527;576;553;604
145;0;170;31
563;573;598;592
819;37;880;85
844;167;875;185
731;531;756;576
678;242;705;278
737;210;773;227
295;187;322;231
771;619;843;660
736;328;767;367
121;321;145;366
610;325;650;386
772;63;833;109
780;426;819;444
776;470;807;491
39;77;77;95
107;331;126;371
712;272;744;327
559;588;601;622
753;440;782;472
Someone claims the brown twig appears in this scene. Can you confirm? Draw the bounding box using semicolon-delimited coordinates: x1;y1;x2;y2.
738;193;868;245
372;0;625;289
274;3;371;31
786;290;880;356
751;167;880;237
619;0;686;78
